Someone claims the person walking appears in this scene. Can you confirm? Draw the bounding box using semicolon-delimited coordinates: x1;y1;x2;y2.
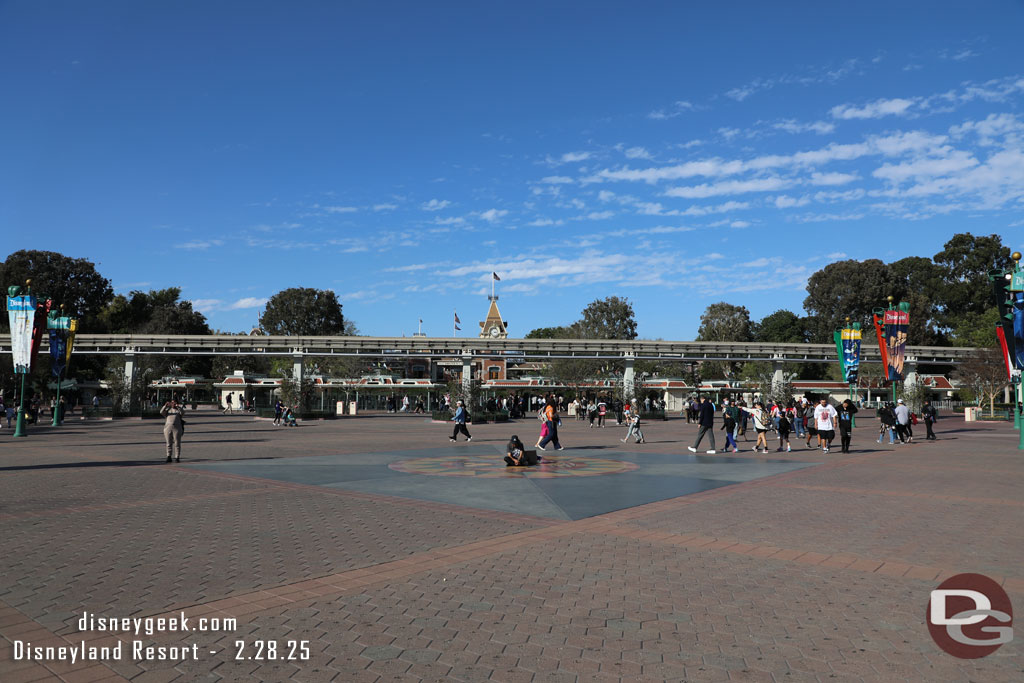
776;405;792;452
922;400;938;440
894;399;911;443
223;393;233;414
160;398;186;463
596;398;607;427
537;396;563;451
740;402;771;453
587;400;597;427
878;403;897;444
813;397;839;453
687;395;717;454
721;401;739;453
449;400;472;442
837;399;858;453
273;399;283;425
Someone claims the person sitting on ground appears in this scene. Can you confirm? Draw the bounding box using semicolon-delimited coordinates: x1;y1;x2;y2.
505;435;539;466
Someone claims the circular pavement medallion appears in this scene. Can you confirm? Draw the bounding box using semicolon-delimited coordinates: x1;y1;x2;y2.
389;454;639;478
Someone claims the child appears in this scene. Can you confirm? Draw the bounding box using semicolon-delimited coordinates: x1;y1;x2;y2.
535;419;549;448
721;404;738;453
284;405;298;427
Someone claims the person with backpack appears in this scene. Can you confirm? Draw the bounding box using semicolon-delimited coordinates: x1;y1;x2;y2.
775;403;792;452
596;398;607;427
537;396;563;451
587;400;597;427
720;400;739;453
449;400;472;442
877;403;897;444
740;401;771;453
837;399;858;453
922;400;937;440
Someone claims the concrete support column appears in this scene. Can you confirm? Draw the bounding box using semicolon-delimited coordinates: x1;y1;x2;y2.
292;351;304;382
123;351;135;410
771;355;785;397
461;354;473;395
903;356;918;394
623;354;636;400
1005;384;1012;404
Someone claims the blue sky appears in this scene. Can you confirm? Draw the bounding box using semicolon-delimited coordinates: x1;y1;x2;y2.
2;1;1023;339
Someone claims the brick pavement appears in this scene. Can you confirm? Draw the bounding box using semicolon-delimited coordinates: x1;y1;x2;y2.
1;411;1022;681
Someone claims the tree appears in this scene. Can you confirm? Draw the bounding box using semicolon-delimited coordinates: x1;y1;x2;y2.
933;233;1012;318
576;296;638;340
804;259;891;343
697;302;753;342
525;326;576;339
697;302;752;378
753;310;808;343
947;307;1001;348
548;359;603;399
0;250;113;332
278;374;314;411
259;288;345;336
100;288;210;335
953;346;1009;415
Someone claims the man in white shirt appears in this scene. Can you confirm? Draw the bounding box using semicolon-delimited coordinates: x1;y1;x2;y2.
894;398;911;443
813;397;839;453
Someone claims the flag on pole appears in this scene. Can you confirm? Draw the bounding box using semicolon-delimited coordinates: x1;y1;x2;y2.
6;290;37;374
454;324;461;331
454;311;461;324
492;272;500;281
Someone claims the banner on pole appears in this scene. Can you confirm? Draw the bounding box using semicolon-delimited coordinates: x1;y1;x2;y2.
839;324;862;383
883;304;909;381
66;318;78;368
6;290;37;374
48;314;72;377
30;299;52;370
872;310;890;381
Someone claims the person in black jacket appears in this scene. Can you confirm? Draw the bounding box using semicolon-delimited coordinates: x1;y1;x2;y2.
877;403;896;445
922;400;937;440
837;399;858;453
687;395;717;454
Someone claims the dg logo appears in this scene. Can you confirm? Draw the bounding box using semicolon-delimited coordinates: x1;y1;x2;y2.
927;573;1013;659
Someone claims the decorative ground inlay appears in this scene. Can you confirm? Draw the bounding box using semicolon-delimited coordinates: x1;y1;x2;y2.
389;454;640;478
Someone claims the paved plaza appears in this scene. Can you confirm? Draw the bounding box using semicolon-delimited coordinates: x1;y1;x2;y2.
1;412;1022;682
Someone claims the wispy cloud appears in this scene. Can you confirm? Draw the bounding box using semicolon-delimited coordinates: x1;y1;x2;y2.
647;101;696;120
477;208;508;222
421;199;451;211
773;119;836;135
373;203;397;211
831;97;917;120
176;239;224;250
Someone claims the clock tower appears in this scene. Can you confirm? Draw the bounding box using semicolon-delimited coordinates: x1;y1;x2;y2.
479;295;508;339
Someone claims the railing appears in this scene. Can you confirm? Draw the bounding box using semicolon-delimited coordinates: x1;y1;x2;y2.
0;334;977;365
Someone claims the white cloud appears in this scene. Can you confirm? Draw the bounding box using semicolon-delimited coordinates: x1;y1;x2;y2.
540;175;574;184
950;113;1024;146
576;210;614;220
478;208;509;222
809;171;859;186
830;97;917;120
527;218;564;227
624;146;653;160
433;216;466;226
229;297;268;310
547;151;593;165
421;199;451;211
323;205;358;214
190;298;222;312
773;195;810;208
176;239;223;250
872;151;979;183
774;119;836;135
665;177;792;198
373;203;397;211
729;220;751;228
647;101;696;120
